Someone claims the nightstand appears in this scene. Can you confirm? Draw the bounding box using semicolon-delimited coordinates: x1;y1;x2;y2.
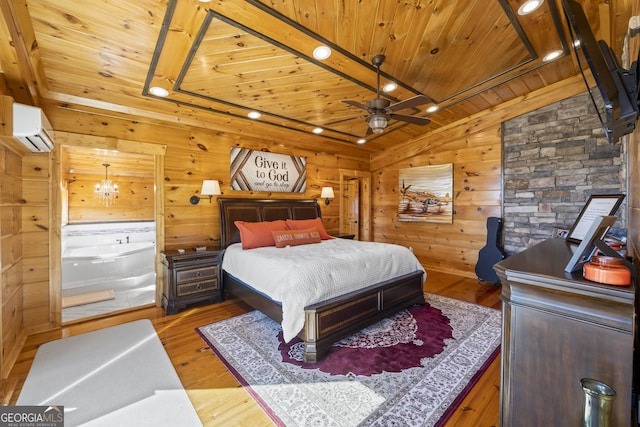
332;234;355;239
161;246;224;315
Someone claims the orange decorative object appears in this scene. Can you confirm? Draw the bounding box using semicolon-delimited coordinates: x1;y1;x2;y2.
583;256;631;286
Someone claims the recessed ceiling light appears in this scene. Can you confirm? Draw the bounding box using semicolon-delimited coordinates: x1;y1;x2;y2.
312;127;324;134
149;86;169;97
247;111;261;119
543;50;563;62
357;138;366;144
426;105;439;113
518;0;543;15
383;82;398;92
313;45;332;60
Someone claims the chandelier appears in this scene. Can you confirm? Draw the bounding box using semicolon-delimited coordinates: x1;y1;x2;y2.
95;163;119;206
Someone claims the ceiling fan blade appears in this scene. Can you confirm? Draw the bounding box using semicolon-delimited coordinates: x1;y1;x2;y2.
388;94;432;112
390;113;431;125
341;99;369;111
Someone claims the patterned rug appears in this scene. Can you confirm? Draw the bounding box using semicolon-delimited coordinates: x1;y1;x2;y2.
196;294;501;426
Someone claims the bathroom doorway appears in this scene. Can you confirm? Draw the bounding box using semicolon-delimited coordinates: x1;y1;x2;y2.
339;170;371;241
341;178;360;239
60;146;157;323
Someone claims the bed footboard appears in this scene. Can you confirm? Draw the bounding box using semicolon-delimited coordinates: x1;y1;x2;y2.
223;269;425;363
302;270;425;362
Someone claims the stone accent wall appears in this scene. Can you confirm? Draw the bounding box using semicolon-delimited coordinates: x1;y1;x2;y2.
502;91;626;255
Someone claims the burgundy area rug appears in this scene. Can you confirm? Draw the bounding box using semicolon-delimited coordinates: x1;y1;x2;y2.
196;294;501;426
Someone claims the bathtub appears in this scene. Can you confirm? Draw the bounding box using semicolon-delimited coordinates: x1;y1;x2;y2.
64;241;153;260
62;241;156;293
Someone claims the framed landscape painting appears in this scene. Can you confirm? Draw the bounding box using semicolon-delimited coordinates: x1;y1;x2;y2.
398;163;453;223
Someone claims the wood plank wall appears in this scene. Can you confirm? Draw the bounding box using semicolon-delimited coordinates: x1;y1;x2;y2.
370;75;591;278
0;71;607;378
371;127;502;276
22;153;50;334
66;173;154;223
8;104;369;343
44;107;368;250
0;142;26;377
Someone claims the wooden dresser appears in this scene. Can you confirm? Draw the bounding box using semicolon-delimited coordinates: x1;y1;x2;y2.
494;238;636;426
161;247;224;315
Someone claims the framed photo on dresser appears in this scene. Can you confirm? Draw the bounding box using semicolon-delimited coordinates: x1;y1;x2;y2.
565;194;625;244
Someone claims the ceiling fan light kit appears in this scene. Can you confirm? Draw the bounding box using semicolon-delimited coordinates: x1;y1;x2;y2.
368;115;388;134
341;54;432;136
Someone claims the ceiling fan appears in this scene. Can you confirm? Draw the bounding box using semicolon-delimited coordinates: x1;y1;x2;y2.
340;54;432;135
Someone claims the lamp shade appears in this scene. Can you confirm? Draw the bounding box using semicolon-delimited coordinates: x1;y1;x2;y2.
320;187;335;199
200;180;221;196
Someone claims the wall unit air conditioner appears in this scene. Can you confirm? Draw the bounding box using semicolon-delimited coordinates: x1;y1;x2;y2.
13;103;54;152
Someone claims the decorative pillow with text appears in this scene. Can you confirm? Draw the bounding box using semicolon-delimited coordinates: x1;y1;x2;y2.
272;228;322;248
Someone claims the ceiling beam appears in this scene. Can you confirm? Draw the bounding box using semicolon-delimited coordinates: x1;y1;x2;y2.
0;0;48;105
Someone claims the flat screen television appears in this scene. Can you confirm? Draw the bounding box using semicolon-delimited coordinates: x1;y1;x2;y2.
561;0;639;144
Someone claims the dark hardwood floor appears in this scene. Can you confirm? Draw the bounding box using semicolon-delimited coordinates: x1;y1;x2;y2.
1;270;502;426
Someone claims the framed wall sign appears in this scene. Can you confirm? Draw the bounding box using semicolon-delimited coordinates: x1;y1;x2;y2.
230;148;306;193
565;194;625;243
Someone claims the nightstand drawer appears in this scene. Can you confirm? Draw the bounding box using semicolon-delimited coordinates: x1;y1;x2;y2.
177;279;219;297
161;246;224;315
176;266;218;284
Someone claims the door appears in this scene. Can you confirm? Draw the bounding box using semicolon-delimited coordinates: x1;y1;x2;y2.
341;178;360;239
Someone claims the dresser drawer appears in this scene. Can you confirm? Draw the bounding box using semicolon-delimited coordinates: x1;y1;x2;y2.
177;279;219;297
176;266;218;284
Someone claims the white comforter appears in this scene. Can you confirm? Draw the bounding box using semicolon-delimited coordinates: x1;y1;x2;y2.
222;238;426;342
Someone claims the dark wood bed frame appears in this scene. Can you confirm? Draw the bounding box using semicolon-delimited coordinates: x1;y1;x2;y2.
219;198;425;362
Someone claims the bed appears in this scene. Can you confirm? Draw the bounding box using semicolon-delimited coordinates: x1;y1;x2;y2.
219;198;426;362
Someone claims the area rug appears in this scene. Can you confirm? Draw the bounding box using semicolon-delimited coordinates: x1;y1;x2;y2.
18;319;202;427
196;294;501;426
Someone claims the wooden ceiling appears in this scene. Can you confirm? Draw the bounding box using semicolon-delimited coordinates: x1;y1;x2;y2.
0;0;636;155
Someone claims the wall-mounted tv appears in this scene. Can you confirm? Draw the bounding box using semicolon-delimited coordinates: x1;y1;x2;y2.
561;0;639;144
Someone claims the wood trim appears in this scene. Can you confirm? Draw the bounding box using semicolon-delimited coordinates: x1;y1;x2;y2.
49;144;61;329
52;135;167;322
155;153;165;307
54;131;167;155
0;95;13;137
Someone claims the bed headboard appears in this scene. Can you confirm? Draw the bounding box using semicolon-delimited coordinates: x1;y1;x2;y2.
218;198;321;248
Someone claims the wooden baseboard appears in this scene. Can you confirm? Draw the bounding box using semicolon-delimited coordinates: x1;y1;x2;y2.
62;289;115;308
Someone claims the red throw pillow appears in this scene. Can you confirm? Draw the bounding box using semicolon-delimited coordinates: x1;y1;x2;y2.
234;220;287;249
286;218;332;240
272;228;322;248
